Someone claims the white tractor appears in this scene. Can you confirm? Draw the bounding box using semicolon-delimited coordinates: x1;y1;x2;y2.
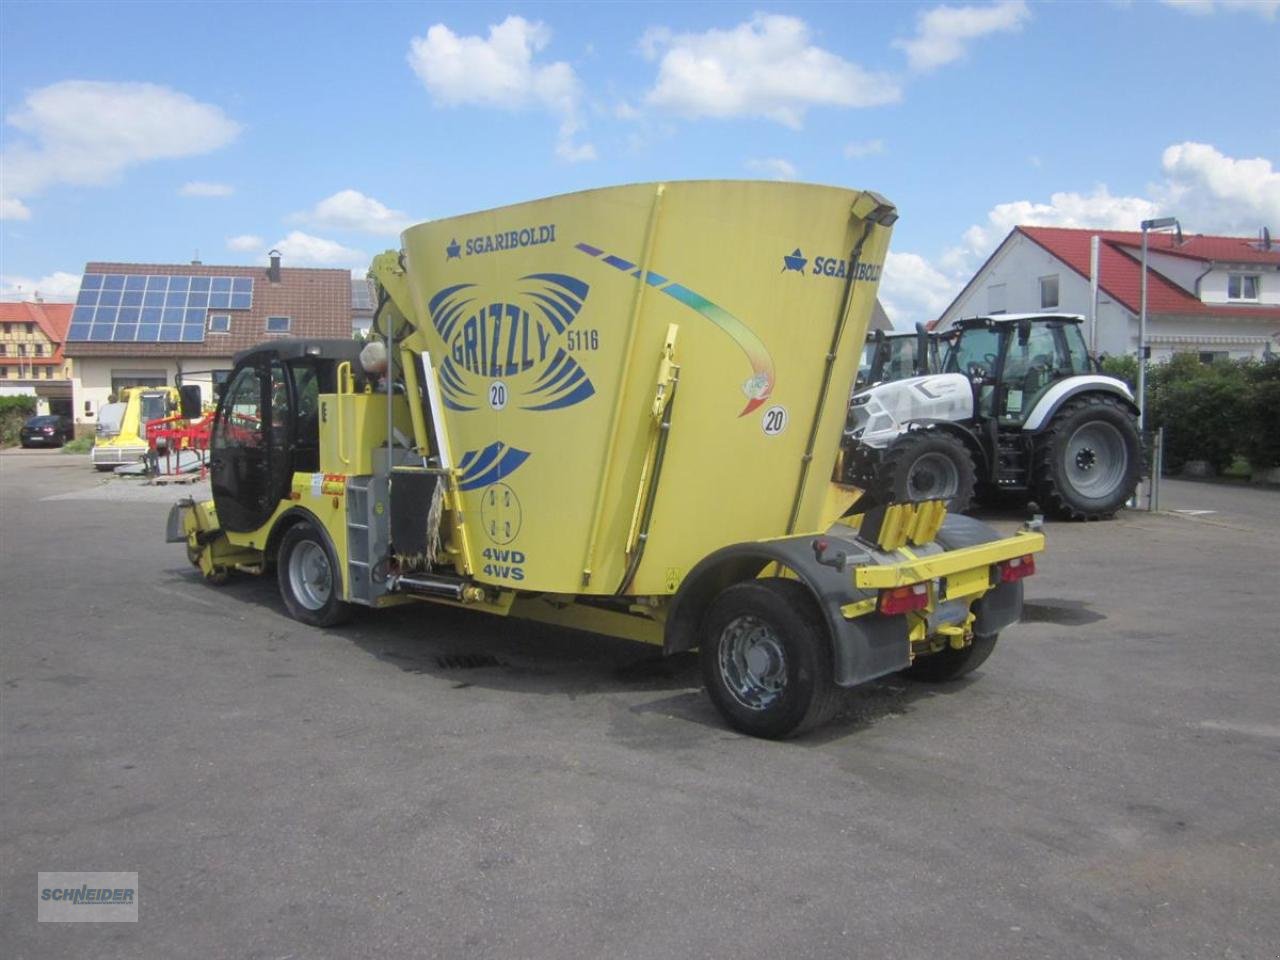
843;314;1142;520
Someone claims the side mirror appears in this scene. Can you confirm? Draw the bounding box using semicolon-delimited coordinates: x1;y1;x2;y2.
180;384;202;419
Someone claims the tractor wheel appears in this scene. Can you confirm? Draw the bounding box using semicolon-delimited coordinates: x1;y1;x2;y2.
876;431;976;513
1033;395;1141;520
905;634;999;682
277;522;353;627
700;579;841;739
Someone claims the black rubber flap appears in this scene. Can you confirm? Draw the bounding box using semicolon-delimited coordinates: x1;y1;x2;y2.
390;470;440;557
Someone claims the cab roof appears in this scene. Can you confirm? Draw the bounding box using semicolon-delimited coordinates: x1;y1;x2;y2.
953;313;1084;329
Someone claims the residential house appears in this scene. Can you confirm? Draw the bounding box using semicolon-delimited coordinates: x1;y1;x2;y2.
0;300;75;416
63;253;351;431
935;226;1280;362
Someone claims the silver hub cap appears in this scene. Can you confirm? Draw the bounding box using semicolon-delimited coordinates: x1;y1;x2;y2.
718;615;787;711
1064;421;1127;499
289;540;332;611
907;452;960;500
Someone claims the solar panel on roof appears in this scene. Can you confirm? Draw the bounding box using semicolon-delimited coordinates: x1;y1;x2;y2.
66;272;255;342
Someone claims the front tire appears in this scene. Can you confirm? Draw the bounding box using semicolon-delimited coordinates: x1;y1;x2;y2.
700;578;840;739
905;633;999;682
875;430;977;513
277;521;353;627
1033;395;1141;520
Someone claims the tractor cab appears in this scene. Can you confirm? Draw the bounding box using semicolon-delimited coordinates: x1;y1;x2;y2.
944;314;1097;424
856;323;948;390
209;339;366;533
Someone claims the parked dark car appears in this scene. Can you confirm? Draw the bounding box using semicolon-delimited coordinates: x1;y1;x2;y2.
19;414;75;448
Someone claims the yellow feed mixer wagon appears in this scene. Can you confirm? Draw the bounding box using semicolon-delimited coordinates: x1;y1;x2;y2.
169;181;1044;738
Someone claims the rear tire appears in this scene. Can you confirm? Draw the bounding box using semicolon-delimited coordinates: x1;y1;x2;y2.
700;578;840;739
277;521;353;627
1033;395;1141;520
875;430;976;513
905;633;999;682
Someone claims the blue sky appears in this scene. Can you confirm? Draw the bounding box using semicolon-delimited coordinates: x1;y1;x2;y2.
2;0;1277;326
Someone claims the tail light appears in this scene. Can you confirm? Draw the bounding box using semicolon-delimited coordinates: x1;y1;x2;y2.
997;554;1036;583
879;582;929;615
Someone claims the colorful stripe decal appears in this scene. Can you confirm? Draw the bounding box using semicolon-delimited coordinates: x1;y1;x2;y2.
576;242;774;416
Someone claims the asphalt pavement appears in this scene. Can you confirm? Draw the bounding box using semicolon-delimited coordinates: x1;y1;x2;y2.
2;449;1277;959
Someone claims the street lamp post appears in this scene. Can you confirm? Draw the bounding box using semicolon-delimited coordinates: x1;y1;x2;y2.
1137;216;1180;432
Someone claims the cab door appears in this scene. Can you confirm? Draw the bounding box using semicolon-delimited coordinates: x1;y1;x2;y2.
210;357;293;533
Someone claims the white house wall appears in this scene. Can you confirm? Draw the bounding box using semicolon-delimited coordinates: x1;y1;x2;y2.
1199;266;1280;306
72;356;232;426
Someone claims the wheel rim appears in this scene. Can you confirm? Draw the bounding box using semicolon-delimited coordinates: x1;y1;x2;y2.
906;452;961;500
718;615;787;711
1063;421;1128;500
289;540;332;611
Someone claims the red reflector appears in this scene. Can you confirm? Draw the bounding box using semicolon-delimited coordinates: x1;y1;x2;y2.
998;554;1036;583
879;582;930;615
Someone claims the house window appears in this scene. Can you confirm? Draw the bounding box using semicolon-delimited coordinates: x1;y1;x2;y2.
17;344;26;357
45;367;53;379
1039;275;1060;309
208;314;231;334
1198;351;1229;364
265;316;291;333
988;283;1007;314
1227;274;1260;300
33;344;43;357
25;323;33;334
0;366;7;378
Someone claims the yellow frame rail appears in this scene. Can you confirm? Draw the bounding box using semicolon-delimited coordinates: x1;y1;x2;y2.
853;531;1045;589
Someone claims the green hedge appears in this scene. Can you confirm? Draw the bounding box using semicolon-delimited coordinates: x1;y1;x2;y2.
1137;355;1280;475
0;395;38;447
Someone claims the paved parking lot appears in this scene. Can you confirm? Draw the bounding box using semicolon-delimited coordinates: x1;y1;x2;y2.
2;449;1277;959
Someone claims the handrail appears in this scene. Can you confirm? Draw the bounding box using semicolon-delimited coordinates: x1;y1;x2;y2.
335;361;352;466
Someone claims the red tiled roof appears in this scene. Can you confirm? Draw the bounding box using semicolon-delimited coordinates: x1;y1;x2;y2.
1018;226;1280;320
0;300;74;366
61;262;352;358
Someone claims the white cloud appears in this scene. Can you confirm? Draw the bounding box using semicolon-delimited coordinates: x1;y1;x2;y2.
226;234;264;252
271;231;366;267
894;1;1030;72
1162;0;1279;18
0;195;31;221
1157;142;1280;232
878;252;959;329
745;157;798;181
180;180;234;197
293;189;413;235
0;270;81;302
954;186;1160;266
887;140;1278;328
844;139;885;159
407;16;595;162
0;81;240;217
642;14;901;129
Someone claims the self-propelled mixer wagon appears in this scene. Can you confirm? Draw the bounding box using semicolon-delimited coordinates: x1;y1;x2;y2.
169;181;1044;738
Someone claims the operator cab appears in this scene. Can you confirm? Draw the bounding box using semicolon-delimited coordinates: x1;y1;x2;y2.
209;339;367;533
855;323;948;390
943;314;1095;425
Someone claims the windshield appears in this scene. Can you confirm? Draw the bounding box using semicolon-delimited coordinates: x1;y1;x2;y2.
945;326;1001;377
97;403;126;436
29;416;60;426
139;392;169;424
